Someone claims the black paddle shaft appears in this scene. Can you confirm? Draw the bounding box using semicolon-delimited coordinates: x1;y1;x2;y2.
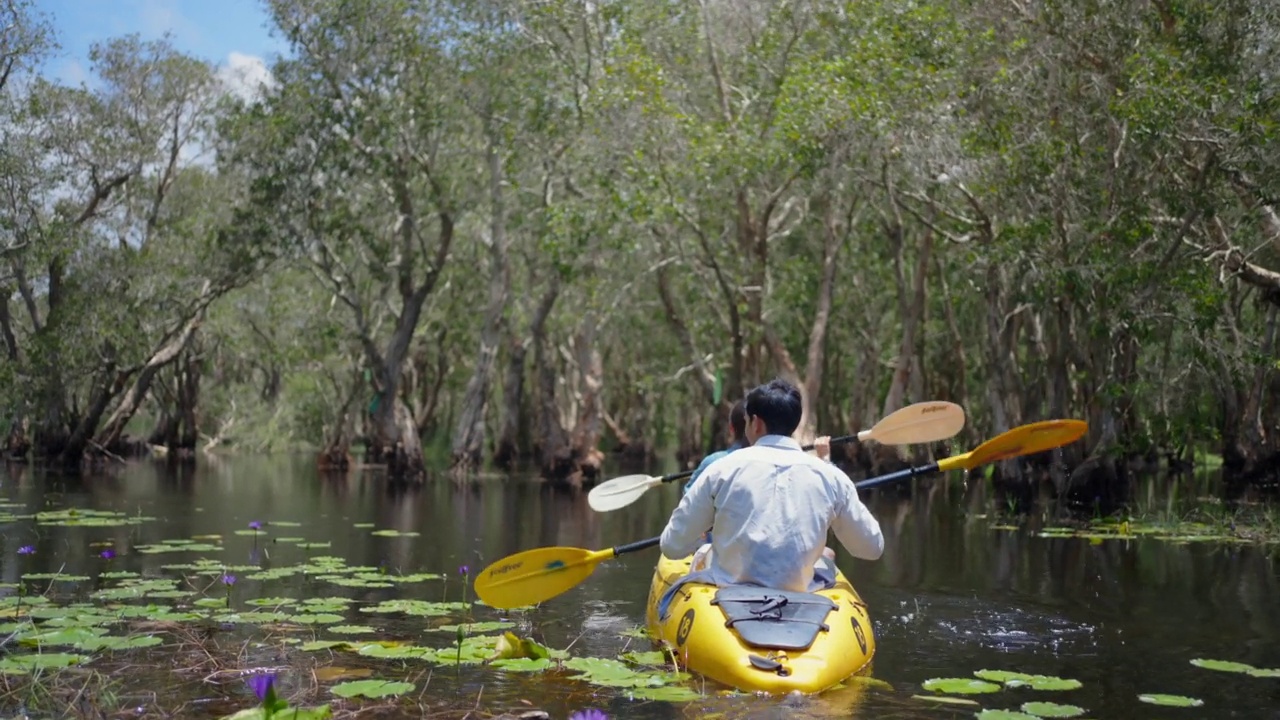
853;461;941;492
612;536;661;556
657;434;861;485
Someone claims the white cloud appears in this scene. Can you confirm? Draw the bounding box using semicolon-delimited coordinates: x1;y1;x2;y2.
217;51;275;103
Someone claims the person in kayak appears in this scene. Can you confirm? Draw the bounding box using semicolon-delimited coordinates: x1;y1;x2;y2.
682;400;748;495
657;377;883;615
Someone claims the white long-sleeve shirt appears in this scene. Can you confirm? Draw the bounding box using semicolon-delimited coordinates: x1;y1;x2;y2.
659;434;885;592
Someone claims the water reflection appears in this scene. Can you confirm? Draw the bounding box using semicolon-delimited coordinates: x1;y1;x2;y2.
0;458;1278;718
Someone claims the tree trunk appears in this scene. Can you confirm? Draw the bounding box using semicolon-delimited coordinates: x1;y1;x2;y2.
493;335;528;470
530;279;571;479
450;124;510;473
882;221;933;418
93;294;210;452
565;313;606;486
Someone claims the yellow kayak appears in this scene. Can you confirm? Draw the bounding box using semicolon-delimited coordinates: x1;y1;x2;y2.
644;553;876;694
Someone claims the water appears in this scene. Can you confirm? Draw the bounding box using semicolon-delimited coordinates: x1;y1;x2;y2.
1;456;1278;718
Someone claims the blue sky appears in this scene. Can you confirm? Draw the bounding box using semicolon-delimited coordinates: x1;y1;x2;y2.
35;0;289;87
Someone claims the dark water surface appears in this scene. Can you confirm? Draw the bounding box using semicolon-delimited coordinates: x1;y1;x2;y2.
1;456;1278;719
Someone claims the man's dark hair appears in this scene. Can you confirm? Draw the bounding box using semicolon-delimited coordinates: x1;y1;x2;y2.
729;401;747;438
744;378;803;437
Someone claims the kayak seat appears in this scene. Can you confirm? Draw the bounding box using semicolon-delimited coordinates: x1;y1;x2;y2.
710;586;838;651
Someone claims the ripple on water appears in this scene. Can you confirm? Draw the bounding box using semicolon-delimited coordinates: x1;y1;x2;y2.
875;592;1099;658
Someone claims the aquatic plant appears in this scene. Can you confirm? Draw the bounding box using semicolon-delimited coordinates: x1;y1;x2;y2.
223;573;237;608
459;564;470;604
1137;693;1204;707
17;545;34;555
568;710;608;720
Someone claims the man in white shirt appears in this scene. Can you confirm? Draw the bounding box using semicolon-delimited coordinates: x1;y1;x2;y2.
658;378;884;605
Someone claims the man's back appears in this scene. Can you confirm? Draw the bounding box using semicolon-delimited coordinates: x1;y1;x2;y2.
659;435;884;592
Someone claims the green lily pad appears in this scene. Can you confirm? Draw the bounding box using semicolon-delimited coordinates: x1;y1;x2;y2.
922;677;1003;694
360;599;468;616
975;712;1037;720
216;611;290;624
99;571;141;579
74;634;165;651
289;613;346;625
194;598;230;608
296;542;332;549
563;657;689;688
622;650;671;666
384;573;441;582
234;529;266;536
490;657;553;672
323;577;394;588
329;625;376;635
983;672;1082;691
353;523;375;528
0;652;88;674
329;679;415;698
269;521;303;527
1247;668;1280;678
1190;658;1256;673
432;621;513;633
246;597;297;607
1021;701;1086;718
356;643;434;660
1137;693;1204;707
20;573;91;582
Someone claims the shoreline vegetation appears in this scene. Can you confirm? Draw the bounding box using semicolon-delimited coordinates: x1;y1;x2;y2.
0;0;1277;493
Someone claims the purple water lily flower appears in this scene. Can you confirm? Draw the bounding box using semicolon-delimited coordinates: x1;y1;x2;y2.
458;564;469;576
222;574;237;586
248;521;262;531
16;545;33;555
568;710;608;720
99;549;116;560
246;671;276;701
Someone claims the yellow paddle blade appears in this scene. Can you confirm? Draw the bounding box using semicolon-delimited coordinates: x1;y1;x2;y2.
473;545;613;609
938;419;1087;473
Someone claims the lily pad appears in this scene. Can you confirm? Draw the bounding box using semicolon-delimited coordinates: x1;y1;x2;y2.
74;634;165;651
329;679;415;698
982;672;1082;691
1021;701;1085;718
0;652;88;674
369;529;420;537
921;677;1003;694
490;657;553;672
433;621;513;634
975;712;1037;720
246;597;297;607
302;641;353;652
329;625;376;635
1247;668;1280;678
289;613;346;625
1137;693;1204;707
1190;658;1256;674
622;650;671;666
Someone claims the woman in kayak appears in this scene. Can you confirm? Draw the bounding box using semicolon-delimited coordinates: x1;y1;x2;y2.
659;377;883;602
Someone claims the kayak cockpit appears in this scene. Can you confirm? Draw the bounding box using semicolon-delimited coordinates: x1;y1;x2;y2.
710;586;837;651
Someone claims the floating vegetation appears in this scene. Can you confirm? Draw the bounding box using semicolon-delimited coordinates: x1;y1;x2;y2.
1137;693;1204;707
921;678;1003;694
1190;658;1257;674
973;671;1083;691
329;679;415;699
975;711;1037;720
910;695;981;707
1020;701;1086;717
369;529;420;538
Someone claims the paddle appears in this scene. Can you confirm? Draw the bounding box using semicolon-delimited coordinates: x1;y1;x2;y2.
475;418;1087;609
587;400;967;512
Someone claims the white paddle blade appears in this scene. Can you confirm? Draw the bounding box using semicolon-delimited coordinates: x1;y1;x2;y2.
868;401;966;445
587;474;663;512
